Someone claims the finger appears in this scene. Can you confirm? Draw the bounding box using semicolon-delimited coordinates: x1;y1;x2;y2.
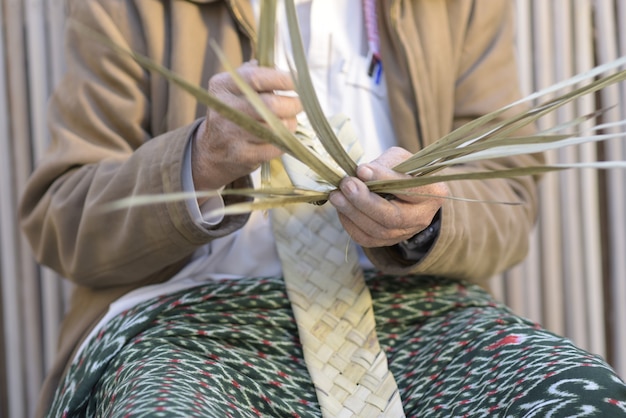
358;162;450;205
336;175;445;239
357;147;417;202
357;148;413;185
239;65;297;93
364;146;414;170
204;107;281;150
282;116;299;133
202;128;283;172
208;90;301;135
329;177;418;236
211;65;297;95
221;93;302;122
259;92;303;119
335;212;402;248
209;77;302;132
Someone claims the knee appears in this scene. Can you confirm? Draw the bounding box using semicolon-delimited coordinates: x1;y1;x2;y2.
506;362;626;417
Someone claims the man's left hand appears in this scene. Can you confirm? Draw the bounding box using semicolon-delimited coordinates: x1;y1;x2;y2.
328;147;449;248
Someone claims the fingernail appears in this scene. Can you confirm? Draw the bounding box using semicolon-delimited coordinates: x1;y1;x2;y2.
329;191;346;208
358;165;374;181
343;178;358;196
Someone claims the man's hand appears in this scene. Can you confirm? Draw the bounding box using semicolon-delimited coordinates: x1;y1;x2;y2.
192;61;302;191
328;147;449;248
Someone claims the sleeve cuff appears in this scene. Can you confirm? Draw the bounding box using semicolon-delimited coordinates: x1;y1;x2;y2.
182;122;225;227
393;209;442;262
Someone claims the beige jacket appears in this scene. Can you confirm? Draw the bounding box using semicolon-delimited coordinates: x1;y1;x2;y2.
19;0;542;416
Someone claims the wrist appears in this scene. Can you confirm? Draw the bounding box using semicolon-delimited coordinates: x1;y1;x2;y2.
191;119;223;192
395;209;442;262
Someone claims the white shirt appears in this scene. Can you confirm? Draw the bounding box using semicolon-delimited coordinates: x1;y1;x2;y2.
75;0;396;357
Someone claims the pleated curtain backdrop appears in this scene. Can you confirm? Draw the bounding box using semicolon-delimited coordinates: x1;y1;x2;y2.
0;1;625;417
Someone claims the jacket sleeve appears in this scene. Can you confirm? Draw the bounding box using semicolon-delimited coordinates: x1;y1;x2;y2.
366;0;544;287
19;0;251;289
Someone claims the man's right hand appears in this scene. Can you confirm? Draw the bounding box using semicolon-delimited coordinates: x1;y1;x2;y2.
191;61;302;192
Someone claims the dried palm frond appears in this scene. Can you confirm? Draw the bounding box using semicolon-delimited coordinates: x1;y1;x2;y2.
257;0;277;188
257;0;277;68
79;0;626;214
282;0;358;177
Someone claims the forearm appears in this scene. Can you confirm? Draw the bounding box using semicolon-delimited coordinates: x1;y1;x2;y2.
19;121;252;288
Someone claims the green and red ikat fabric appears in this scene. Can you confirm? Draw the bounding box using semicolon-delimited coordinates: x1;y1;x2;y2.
49;273;626;417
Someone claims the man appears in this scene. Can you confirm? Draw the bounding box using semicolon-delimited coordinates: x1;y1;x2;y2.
20;0;626;416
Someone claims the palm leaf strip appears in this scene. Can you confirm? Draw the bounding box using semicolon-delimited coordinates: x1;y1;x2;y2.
367;161;626;194
257;0;277;187
394;65;626;175
283;0;358;176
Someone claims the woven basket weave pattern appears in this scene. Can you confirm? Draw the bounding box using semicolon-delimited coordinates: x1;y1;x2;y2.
272;199;405;417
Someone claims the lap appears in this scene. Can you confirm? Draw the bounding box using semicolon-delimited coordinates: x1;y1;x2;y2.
372;275;626;416
50;274;626;417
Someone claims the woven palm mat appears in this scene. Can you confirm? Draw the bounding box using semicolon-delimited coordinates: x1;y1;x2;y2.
48;273;626;417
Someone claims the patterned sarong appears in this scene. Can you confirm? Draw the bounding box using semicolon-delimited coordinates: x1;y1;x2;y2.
48;272;626;417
